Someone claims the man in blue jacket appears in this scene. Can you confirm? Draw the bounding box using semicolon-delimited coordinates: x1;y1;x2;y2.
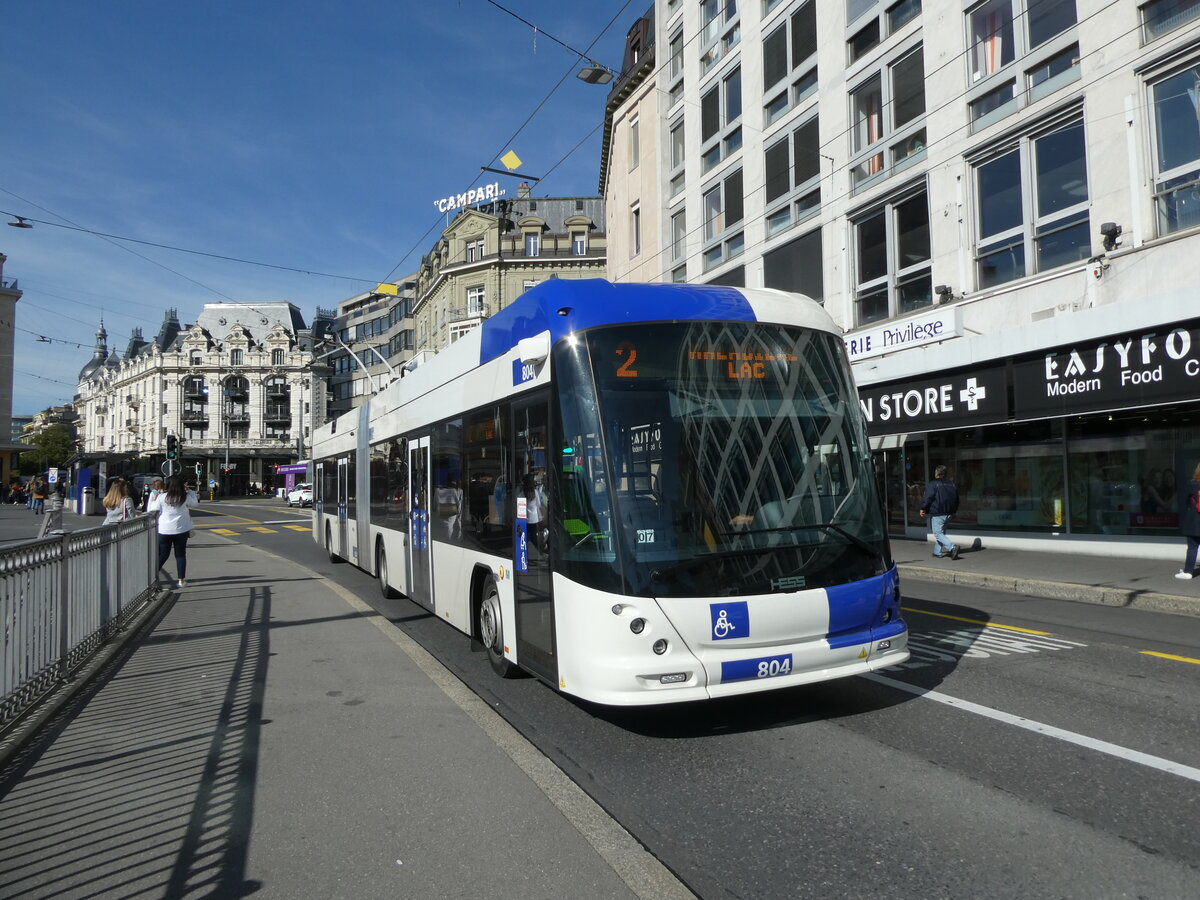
920;465;960;560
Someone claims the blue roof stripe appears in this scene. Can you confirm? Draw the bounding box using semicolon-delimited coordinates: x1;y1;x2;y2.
478;279;757;365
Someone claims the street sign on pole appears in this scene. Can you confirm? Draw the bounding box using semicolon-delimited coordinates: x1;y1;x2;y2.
162;459;178;477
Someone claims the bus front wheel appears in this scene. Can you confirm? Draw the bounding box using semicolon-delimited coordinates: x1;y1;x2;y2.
478;578;516;678
326;524;342;564
377;543;398;598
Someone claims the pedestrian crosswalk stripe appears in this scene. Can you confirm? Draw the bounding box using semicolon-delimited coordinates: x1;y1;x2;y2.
211;528;238;535
247;526;277;533
886;625;1086;671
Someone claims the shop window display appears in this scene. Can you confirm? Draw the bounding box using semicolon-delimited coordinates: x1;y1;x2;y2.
931;421;1064;533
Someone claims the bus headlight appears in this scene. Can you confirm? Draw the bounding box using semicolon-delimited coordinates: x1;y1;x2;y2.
652;639;668;655
629;618;646;634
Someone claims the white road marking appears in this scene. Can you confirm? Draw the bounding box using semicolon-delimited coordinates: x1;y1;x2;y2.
865;673;1200;784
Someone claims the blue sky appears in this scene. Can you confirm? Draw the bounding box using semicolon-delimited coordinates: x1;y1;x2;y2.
1;0;635;414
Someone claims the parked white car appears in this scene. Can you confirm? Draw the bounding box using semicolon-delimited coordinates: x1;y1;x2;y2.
287;483;313;507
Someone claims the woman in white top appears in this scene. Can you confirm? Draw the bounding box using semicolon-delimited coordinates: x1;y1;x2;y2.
148;475;199;588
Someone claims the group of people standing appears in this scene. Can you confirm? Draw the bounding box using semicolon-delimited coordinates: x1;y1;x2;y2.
101;476;199;588
922;463;1200;579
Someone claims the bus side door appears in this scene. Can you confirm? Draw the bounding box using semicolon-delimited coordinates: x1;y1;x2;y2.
513;397;556;683
407;436;433;610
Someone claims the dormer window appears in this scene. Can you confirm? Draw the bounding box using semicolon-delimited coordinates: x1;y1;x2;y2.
272;349;284;366
231;349;244;366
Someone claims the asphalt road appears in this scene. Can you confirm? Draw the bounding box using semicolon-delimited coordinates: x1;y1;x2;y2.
212;502;1200;899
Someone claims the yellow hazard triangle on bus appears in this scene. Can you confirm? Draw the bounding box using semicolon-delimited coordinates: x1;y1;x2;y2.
858;647;868;659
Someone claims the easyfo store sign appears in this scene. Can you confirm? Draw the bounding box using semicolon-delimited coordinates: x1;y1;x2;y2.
1012;319;1200;418
859;366;1008;436
433;182;507;213
844;308;962;362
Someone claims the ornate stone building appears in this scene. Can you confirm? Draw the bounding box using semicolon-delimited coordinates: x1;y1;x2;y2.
75;302;329;493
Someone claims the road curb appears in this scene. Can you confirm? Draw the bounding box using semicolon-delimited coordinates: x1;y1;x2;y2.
898;564;1200;617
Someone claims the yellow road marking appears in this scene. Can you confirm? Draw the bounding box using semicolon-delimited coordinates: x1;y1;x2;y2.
1141;650;1200;665
904;607;1052;635
211;528;238;535
193;510;261;525
247;526;277;533
284;525;311;532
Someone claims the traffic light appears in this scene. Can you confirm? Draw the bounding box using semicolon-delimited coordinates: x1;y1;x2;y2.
166;435;178;460
194;463;202;477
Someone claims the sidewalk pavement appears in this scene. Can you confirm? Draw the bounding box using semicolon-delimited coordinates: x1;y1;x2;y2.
892;536;1200;617
0;528;687;899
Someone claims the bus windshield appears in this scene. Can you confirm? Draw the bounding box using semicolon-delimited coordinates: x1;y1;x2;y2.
553;321;889;598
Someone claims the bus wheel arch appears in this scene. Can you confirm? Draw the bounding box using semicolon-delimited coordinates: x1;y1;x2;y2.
474;569;516;678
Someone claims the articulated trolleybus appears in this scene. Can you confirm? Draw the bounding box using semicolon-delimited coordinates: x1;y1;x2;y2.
311;279;908;705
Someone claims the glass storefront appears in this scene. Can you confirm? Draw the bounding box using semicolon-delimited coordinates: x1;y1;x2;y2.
889;404;1200;538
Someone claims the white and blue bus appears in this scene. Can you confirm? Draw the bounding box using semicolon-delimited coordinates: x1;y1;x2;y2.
311;280;908;705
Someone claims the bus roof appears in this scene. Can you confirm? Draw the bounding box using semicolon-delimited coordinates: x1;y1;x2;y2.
478;279;835;366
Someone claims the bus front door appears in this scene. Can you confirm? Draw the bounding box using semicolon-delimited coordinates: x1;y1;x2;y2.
513;398;556;683
407;437;433;610
336;457;349;559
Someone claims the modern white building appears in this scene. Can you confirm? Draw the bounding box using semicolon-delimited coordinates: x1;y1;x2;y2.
604;0;1200;556
75;303;327;494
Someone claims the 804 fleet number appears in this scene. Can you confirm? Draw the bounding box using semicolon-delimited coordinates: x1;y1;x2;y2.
720;654;794;683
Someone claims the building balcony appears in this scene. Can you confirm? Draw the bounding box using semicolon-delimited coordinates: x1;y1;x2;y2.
225;411;250;423
263;404;291;421
181;409;209;423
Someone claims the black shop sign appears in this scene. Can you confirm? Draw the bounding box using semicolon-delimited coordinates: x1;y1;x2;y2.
858;364;1009;436
1012;319;1200;419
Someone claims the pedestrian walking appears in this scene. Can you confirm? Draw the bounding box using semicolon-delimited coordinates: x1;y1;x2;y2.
30;477;48;515
143;478;165;512
102;478;137;524
1175;462;1200;580
920;464;960;560
148;475;199;588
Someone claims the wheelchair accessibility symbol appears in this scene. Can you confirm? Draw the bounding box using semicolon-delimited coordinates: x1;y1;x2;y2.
710;600;749;641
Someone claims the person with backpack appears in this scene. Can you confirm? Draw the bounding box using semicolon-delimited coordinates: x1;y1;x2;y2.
920;464;960;560
1176;462;1200;580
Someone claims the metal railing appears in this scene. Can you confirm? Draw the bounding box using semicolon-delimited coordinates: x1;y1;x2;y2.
0;516;160;730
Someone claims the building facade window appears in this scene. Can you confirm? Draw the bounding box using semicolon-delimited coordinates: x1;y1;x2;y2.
629;117;640;170
967;0;1079;128
632;206;642;256
849;43;926;189
190;351;202;366
763;1;817;125
669;119;686;199
230;349;244;366
466;285;486;316
854;187;931;324
668;28;685;107
764;227;823;302
466;238;485;262
764;114;821;237
1150;62;1200;235
701;66;743;172
974;116;1090;289
1142;0;1200;41
702;168;745;270
572;232;588;255
271;349;284;366
700;0;740;73
671;210;687;262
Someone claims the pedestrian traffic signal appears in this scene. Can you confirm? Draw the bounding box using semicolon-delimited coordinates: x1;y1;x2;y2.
166;435;178;460
194;464;202;477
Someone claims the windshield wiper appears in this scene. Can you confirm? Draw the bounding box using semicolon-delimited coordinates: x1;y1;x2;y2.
720;521;882;561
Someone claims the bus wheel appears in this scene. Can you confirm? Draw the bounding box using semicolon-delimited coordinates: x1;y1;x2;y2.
326;524;342;564
478;578;516;678
377;543;397;598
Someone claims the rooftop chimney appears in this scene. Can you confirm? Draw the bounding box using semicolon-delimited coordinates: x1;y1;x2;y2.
517;182;531;199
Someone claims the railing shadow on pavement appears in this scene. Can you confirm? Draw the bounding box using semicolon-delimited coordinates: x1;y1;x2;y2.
0;586;273;899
